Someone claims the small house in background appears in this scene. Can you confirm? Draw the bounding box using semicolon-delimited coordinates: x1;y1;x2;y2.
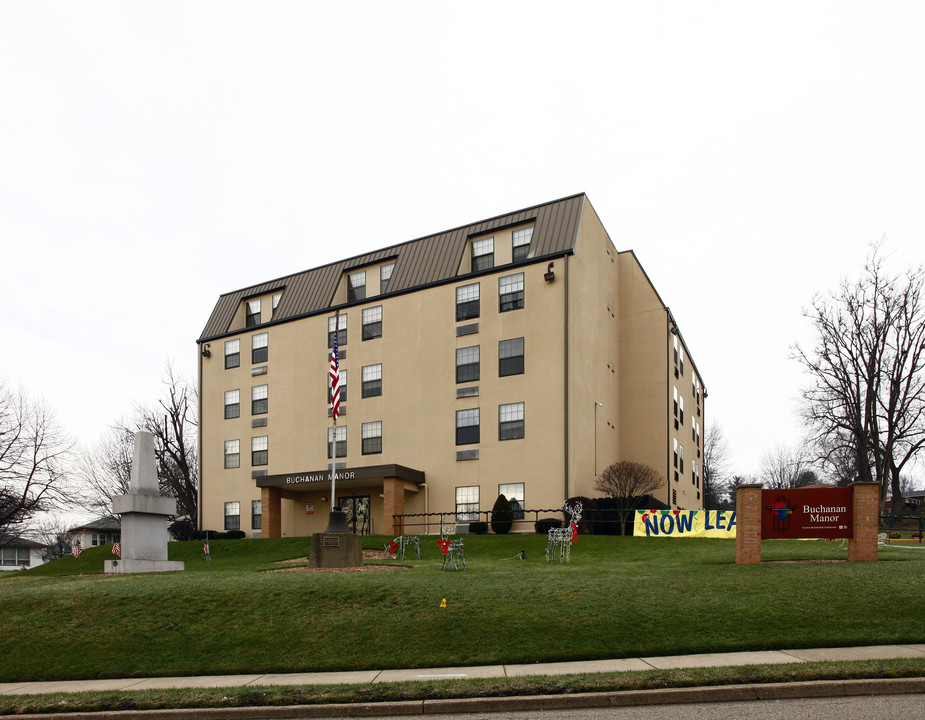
0;536;48;571
883;490;925;514
67;516;121;550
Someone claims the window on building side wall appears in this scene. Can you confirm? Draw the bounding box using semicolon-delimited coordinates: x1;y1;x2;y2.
499;482;525;519
347;270;366;302
499;402;525;440
224;389;240;419
327;426;347;458
512;226;533;262
456;408;480;445
362;305;382;340
328;314;347;347
362;421;382;454
224;501;240;530
252;384;268;415
224;440;240;469
499;337;524;376
455;485;480;522
456;283;480;321
456;346;479;383
328;369;347;403
499;273;524;312
251;436;268;466
362;364;382;397
252;500;262;529
252;333;268;364
225;339;240;369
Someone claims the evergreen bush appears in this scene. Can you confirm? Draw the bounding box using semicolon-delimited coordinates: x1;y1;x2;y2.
490;494;514;534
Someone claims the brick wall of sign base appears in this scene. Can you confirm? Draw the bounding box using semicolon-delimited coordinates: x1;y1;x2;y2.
849;482;880;562
735;485;763;564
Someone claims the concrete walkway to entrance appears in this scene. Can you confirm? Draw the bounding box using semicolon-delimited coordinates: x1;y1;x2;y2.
2;644;924;698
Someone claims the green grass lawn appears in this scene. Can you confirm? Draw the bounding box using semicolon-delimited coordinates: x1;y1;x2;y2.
2;534;925;683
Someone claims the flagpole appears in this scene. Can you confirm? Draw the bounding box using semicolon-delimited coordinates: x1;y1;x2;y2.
331;416;337;511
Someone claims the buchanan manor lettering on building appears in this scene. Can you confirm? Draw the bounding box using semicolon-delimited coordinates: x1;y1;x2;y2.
196;193;706;537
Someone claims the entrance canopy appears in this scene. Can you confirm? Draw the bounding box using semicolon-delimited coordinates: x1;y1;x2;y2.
256;463;425;492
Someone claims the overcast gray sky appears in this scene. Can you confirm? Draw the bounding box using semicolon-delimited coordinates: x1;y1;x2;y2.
2;1;923;482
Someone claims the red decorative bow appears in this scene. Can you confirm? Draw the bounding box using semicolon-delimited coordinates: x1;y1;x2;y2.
389;540;398;555
570;523;578;544
438;539;450;555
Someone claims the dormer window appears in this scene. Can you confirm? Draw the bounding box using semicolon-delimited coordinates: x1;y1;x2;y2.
246;299;261;328
513;226;533;262
272;292;282;317
380;263;395;294
471;237;494;272
347;271;366;302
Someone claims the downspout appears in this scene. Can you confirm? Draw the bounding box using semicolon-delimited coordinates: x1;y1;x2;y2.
197;342;204;531
563;254;570;502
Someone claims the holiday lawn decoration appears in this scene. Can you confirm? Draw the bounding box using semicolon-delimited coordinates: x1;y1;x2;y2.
546;501;583;563
439;521;466;571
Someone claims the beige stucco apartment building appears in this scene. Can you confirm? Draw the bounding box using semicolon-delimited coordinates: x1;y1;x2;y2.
197;194;705;537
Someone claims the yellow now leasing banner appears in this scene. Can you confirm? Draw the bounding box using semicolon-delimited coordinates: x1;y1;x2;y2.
634;509;737;538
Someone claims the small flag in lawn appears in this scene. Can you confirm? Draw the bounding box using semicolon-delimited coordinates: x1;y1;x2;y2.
329;331;341;422
203;537;210;561
73;540;83;558
112;542;121;557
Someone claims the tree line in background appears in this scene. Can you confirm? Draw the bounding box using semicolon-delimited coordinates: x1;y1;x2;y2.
0;362;197;547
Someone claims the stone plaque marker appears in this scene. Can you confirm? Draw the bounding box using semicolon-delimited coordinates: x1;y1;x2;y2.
104;431;185;574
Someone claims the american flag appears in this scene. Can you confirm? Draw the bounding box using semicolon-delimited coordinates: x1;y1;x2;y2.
112;542;121;556
72;540;83;558
329;329;341;422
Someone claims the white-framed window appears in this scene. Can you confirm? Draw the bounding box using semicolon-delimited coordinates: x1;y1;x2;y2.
327;425;347;458
679;396;684;425
456;283;480;321
272;292;282;317
499;273;524;312
328;314;347;347
224;501;240;530
471;237;494;272
362;364;382;397
499;402;525;440
224;439;240;469
380;262;395;293
680;444;685;474
456;346;480;383
252;332;268;364
498;482;525;519
0;546;32;566
246;299;261;327
251;500;262;529
362;305;382;340
456;408;480;445
348;270;366;302
252;384;268;415
328;368;347;403
362;421;382;455
224;339;240;369
512;226;533;262
251;436;268;466
224;389;240;419
673;438;678;469
455;485;480;522
499;337;524;376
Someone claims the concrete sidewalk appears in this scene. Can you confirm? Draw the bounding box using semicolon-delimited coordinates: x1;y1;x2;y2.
2;644;925;698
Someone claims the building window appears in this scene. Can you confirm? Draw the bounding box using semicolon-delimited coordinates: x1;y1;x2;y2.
272;292;282;318
680;444;685;474
362;421;382;454
327;426;347;458
456;346;480;383
362;364;382;397
1;546;31;566
456;283;480;321
471;237;494;272
512;226;533;262
225;339;240;369
499;273;524;312
224;389;240;419
498;482;525;519
499;402;525;440
380;262;395;294
251;384;268;415
328;314;347;347
499;337;524;376
673;438;678;469
91;533;104;546
224;439;240;469
251;436;268;466
456;408;480;445
456;485;479;522
673;386;679;425
328;368;347;403
251;500;262;529
347;270;366;302
252;333;268;364
679;396;684;425
224;501;240;530
362;305;382;340
246;299;261;328
680;345;685;376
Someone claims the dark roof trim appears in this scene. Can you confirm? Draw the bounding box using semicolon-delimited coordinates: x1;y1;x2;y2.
257;463;425;488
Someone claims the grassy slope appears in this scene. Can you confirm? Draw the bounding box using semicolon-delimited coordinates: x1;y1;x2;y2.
2;535;925;683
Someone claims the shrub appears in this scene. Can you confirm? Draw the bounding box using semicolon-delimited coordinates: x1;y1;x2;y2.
468;522;488;534
891;532;902;539
226;530;246;539
169;518;195;542
535;518;562;534
491;494;514;534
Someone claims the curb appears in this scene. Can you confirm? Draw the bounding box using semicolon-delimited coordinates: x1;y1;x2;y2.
5;677;925;719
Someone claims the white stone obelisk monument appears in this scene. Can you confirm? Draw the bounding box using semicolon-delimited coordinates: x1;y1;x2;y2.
105;431;185;574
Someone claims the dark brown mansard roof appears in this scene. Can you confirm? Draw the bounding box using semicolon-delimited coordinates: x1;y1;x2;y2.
198;193;587;342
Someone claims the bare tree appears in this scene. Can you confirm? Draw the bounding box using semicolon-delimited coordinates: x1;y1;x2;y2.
594;461;665;535
794;243;925;509
0;383;73;535
702;423;730;509
759;444;816;489
77;422;134;516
